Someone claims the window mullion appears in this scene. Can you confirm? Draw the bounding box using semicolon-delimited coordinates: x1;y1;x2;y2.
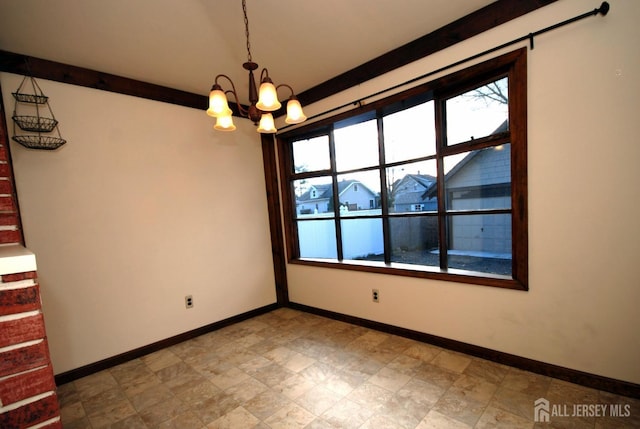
376;112;391;264
435;97;448;270
328;126;343;260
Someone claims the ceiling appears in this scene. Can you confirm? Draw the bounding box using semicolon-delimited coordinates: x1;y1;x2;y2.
0;0;495;102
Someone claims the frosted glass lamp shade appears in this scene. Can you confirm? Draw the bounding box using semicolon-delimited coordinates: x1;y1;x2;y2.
285;98;307;124
214;112;236;131
257;113;277;133
256;81;281;112
207;88;232;117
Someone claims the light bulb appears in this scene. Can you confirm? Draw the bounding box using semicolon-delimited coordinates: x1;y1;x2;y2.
285;98;307;124
214;112;236;131
257;113;277;133
256;81;281;112
207;87;232;117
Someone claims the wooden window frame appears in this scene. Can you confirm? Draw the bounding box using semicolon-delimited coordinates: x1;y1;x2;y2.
277;48;528;290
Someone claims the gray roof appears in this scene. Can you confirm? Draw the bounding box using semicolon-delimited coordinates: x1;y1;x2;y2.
297;179;377;203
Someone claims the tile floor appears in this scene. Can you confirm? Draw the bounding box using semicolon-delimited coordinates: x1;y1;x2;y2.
57;308;639;428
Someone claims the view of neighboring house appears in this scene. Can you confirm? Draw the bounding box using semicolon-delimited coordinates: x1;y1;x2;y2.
390;173;437;212
443;144;511;255
295;112;510;256
296;143;511;257
296;179;379;215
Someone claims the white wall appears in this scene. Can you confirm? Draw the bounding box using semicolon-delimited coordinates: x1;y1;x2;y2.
284;0;640;385
1;75;277;374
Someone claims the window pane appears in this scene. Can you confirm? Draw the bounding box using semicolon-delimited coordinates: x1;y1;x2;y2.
292;135;330;173
337;170;381;217
446;77;508;145
294;176;334;217
389;216;439;266
387;160;437;214
341;218;383;260
298;220;337;259
447;213;512;275
443;144;511;211
334;119;379;171
384;101;436;162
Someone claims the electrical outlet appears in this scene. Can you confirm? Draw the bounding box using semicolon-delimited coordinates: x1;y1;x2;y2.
185;295;194;309
372;289;379;303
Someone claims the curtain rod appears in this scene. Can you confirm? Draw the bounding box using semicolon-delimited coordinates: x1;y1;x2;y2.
278;1;610;135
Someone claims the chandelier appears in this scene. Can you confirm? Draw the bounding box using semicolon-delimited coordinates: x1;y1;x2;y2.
206;0;307;133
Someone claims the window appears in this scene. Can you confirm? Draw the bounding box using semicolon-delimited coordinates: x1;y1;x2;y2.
278;49;527;290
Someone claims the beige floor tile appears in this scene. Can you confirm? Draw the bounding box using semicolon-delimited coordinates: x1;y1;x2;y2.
305;418;339;428
224;377;268;402
108;359;148;385
243;389;291;420
501;368;551;397
271;372;317;400
321;397;375;427
156;411;205;429
59;309;636;429
74;370;119;401
141;349;182;372
299;361;338;385
207;405;261;428
109;413;148;429
413;362;460;390
432;350;473;373
546;379;599;405
264;402;315;428
56;381;80;408
403;342;442;363
418;409;474;429
191;391;243;426
81;385;127;417
60;401;86;425
86;398;137;428
490;386;538;421
475;405;534;428
452;373;500;404
139;396;191;427
433;385;487;427
250;361;296;387
387;354;423;376
463;358;510;385
62;416;93;429
295;384;341;415
348;382;395;412
209;366;251;390
175;379;221;406
120;370;163;398
128;382;174;412
283;352;317;373
360;413;408;429
369;366;412;392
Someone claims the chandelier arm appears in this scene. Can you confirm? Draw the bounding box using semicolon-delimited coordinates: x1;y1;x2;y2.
260;68;271;82
214;74;248;117
225;90;249;116
276;84;296;98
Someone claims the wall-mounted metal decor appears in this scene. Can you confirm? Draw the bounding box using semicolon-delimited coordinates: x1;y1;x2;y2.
11;75;66;150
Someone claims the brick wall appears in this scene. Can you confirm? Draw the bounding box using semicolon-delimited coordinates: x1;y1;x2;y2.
0;272;61;428
0;84;61;427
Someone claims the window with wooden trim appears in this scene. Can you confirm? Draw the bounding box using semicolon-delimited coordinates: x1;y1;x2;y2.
278;49;528;290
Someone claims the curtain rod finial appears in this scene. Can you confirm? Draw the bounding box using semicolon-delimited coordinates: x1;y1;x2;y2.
598;2;610;16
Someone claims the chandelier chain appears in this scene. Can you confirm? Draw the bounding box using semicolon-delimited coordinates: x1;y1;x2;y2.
242;0;252;62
